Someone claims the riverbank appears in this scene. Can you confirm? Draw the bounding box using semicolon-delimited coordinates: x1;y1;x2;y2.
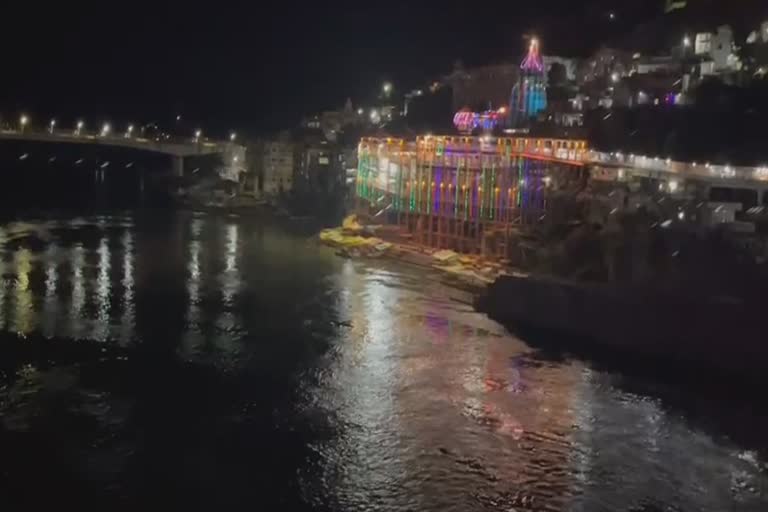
318;216;510;291
480;272;768;378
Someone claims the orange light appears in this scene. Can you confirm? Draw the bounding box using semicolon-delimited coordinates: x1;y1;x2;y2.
498;106;507;114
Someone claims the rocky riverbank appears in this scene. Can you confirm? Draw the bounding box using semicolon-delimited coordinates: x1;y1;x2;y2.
318;216;510;290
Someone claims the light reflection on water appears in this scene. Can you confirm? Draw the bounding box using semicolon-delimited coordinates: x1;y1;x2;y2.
0;212;765;510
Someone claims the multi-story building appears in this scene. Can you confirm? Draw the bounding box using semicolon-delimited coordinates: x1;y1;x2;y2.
260;132;294;197
695;26;740;74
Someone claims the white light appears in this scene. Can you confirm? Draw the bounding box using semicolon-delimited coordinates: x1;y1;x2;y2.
195;129;202;139
669;180;679;193
609;12;615;20
50;119;56;127
383;82;393;95
683;36;691;47
101;123;111;136
20;114;29;127
233;156;239;163
176;115;182;121
357;108;364;115
666;158;672;165
611;72;620;83
678;211;685;221
230;132;236;142
77;120;84;129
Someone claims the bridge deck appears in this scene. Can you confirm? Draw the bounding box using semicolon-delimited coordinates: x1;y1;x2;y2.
0;130;242;158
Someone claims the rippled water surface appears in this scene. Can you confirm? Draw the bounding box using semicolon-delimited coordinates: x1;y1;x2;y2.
0;211;766;510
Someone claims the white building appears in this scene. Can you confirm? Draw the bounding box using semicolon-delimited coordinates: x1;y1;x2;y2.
543;56;578;82
261;134;294;197
695;26;739;73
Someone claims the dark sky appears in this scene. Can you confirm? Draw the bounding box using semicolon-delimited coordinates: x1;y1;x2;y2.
2;1;669;136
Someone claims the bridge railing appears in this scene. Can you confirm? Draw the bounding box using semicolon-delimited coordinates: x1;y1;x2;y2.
0;128;230;150
589;151;768;184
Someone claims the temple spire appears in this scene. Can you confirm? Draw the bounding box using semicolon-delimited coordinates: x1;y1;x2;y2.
520;37;544;74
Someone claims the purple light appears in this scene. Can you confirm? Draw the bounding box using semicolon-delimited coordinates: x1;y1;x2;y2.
521;38;544;74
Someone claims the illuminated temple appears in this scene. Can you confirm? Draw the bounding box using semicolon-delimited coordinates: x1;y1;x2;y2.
355;136;589;257
508;38;547;128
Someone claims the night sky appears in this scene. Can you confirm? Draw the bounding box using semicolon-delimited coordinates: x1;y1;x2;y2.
0;1;747;137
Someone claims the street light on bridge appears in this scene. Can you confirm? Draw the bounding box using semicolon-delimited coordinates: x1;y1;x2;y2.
19;114;29;133
194;129;202;142
49;119;56;134
101;123;111;137
126;124;134;138
75;120;84;136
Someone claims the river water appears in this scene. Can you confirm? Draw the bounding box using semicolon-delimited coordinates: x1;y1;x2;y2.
0;211;766;511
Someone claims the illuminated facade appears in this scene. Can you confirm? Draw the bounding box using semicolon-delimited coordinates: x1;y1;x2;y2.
356;135;588;256
452;109;505;134
508;38;548;128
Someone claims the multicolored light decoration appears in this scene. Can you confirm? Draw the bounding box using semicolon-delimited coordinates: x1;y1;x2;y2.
508;37;547;128
453;108;506;134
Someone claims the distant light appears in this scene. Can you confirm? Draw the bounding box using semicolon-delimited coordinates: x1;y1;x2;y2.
678;211;685;221
77;120;84;130
176;115;182;121
683;36;691;47
416;89;423;96
669;180;679;193
50;119;56;127
195;129;202;139
609;12;616;20
498;106;507;114
383;82;393;95
126;124;134;137
101;123;111;136
20;114;29;127
233;156;239;163
611;72;620;83
230;132;237;142
357;108;364;115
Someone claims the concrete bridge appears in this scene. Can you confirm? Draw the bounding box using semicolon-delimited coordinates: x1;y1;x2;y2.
0;129;246;177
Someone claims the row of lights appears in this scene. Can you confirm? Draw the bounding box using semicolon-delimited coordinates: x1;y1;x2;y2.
606;151;768;181
16;115;237;143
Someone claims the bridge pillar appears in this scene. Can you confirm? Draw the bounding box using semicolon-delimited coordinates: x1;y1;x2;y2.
173;156;184;177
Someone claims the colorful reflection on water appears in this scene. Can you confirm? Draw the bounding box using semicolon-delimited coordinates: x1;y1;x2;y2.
0;212;765;510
